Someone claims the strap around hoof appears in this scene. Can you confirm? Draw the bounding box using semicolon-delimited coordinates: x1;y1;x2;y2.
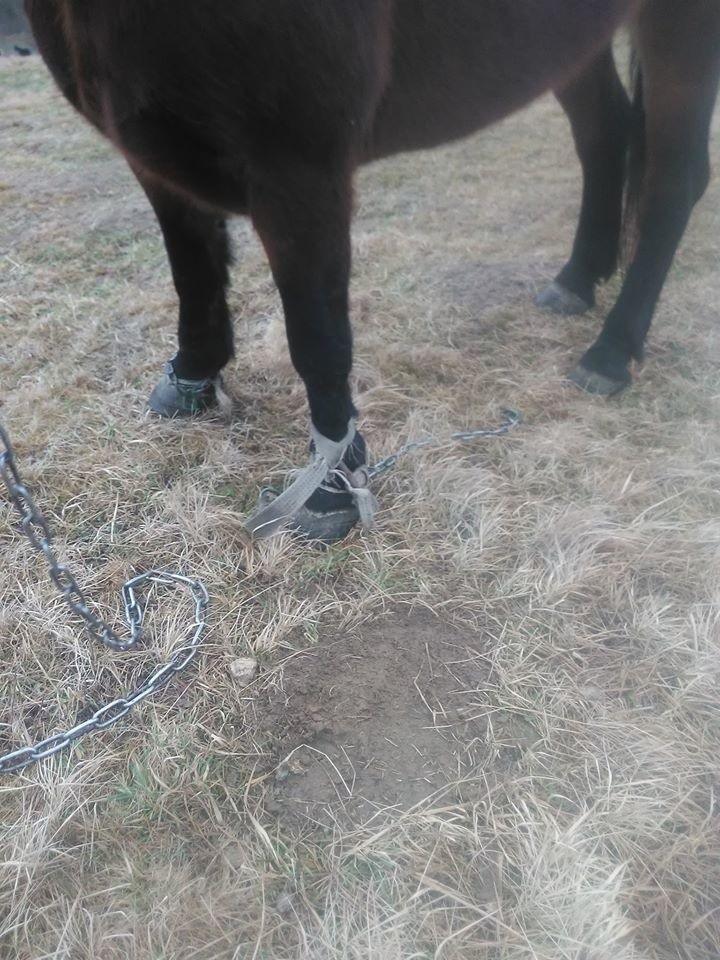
244;421;358;540
310;422;357;468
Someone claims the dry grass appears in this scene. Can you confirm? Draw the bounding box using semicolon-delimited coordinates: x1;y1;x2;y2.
2;56;720;960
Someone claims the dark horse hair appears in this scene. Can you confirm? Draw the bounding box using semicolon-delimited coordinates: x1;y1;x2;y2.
548;2;719;395
24;1;720;445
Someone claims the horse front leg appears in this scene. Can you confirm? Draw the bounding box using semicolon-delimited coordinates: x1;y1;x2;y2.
537;48;631;315
138;175;237;416
248;160;370;540
250;162;356;441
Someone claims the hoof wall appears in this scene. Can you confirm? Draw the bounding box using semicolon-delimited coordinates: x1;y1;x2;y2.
536;282;591;316
290;500;360;544
568;364;630;397
255;480;362;544
148;362;224;418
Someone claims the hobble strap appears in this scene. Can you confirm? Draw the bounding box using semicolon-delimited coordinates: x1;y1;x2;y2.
333;468;379;530
244;422;356;539
348;485;378;530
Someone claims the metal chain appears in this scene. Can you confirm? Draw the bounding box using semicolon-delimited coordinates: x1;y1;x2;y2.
0;423;209;775
367;407;521;479
0;406;519;774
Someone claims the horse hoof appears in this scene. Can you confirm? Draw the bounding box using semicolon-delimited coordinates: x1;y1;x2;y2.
255;431;372;543
290;494;362;543
568;363;630;397
148;362;224;418
536;282;591;316
296;431;375;542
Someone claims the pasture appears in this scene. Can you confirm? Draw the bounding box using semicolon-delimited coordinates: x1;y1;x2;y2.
2;55;719;959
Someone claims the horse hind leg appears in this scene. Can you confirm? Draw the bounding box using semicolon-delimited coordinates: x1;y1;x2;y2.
137;176;237;417
572;0;720;395
537;47;631;316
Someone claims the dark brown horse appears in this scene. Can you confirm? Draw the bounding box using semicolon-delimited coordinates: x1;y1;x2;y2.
22;1;719;533
540;3;720;395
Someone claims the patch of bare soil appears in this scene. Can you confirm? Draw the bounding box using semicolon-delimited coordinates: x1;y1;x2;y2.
255;611;494;822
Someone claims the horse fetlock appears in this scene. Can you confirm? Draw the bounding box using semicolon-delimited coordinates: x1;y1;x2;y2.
305;388;357;445
174;327;233;381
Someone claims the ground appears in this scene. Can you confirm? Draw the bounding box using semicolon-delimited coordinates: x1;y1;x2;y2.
1;55;719;960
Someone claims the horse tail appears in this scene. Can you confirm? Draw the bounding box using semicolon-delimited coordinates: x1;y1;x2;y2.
621;46;646;260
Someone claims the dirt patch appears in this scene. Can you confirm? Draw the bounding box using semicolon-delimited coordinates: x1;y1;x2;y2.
254;611;494;822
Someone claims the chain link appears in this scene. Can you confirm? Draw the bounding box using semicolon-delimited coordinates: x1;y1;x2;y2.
0;423;209;775
367;407;521;479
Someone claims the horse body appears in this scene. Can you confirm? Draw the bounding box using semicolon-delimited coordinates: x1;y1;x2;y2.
369;0;637;157
21;0;720;533
29;1;637;201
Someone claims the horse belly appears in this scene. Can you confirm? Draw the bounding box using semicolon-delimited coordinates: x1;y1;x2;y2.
368;0;640;158
106;100;251;214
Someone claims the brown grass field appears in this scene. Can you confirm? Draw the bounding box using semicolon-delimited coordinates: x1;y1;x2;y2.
2;55;720;959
